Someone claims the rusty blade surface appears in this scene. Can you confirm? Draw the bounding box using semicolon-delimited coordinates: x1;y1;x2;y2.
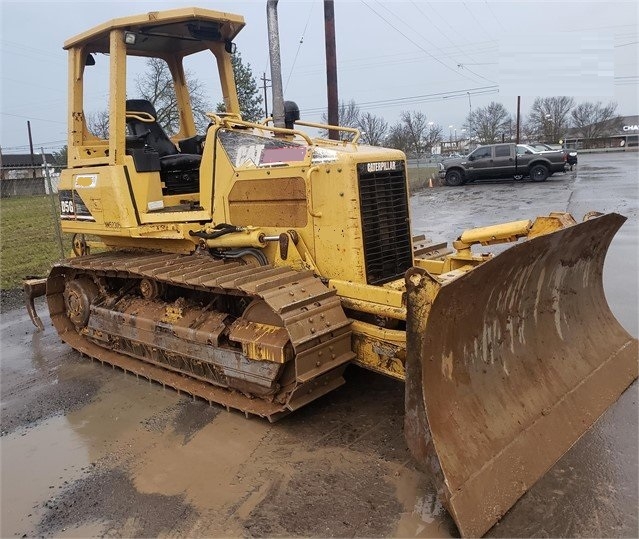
405;212;638;538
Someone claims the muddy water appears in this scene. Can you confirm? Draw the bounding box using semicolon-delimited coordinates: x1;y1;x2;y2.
1;152;637;537
1;416;90;534
1;311;456;538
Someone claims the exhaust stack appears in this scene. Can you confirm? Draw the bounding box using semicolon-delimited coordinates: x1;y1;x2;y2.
266;0;285;128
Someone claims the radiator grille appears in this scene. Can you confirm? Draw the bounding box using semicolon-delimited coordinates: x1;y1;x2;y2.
357;161;413;285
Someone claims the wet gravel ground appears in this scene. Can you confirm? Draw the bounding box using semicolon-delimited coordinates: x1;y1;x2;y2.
0;152;637;538
0;288;25;314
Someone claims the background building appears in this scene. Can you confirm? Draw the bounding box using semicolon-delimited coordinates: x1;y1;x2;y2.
564;115;639;150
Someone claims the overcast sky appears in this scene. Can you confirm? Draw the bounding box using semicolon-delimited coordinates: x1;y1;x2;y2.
1;0;637;152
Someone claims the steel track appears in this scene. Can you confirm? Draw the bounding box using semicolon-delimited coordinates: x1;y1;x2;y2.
46;251;356;421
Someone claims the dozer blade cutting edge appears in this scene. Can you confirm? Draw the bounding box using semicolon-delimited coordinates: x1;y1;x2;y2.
404;212;638;538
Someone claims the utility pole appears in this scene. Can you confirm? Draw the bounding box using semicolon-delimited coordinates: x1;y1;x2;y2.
27;120;36;179
324;0;339;140
261;73;271;119
516;96;521;144
467;91;472;142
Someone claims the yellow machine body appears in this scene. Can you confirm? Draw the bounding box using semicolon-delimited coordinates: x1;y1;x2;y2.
25;7;637;537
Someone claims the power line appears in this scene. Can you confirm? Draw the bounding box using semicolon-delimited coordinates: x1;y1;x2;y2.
284;0;316;93
0;39;64;60
461;2;491;36
300;85;499;115
409;0;481;65
359;0;497;85
301;85;497;112
0;112;66;125
289;41;498;78
372;0;496;84
1;140;67;151
375;0;488;79
484;1;506;31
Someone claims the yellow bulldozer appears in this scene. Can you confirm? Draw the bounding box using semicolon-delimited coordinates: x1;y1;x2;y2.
24;4;637;537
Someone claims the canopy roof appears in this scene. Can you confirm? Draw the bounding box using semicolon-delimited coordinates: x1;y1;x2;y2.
64;7;245;56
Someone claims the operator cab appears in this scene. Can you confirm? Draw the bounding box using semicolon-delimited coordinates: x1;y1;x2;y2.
63;8;244;216
124;98;202;195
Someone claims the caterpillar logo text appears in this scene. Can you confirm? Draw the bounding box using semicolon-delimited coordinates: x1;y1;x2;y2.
366;161;398;173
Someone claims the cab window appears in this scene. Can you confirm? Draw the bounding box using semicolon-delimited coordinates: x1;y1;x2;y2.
471;147;491;159
494;145;510;157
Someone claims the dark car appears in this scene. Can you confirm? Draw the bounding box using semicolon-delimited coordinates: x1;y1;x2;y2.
438;143;568;186
530;142;578;169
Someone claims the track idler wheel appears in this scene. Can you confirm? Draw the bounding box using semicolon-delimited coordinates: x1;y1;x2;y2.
139;278;165;300
63;277;99;328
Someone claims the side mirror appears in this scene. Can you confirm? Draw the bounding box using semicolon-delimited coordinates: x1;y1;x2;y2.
468;155;475;161
526;150;533;154
225;41;236;54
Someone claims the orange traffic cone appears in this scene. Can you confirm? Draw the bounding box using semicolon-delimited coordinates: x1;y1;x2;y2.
428;177;433;188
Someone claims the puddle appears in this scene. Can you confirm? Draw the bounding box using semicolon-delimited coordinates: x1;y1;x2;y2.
0;415;90;537
133;412;271;512
65;375;180;459
390;465;455;538
54;522;107;537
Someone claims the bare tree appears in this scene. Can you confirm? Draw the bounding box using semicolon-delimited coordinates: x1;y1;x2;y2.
571;101;622;139
400;111;430;159
86;110;110;139
135;57;212;134
520;120;538;143
357;112;388;146
465;102;511;144
384;114;442;157
422;123;443;154
527;96;575;143
385;122;412;155
321;99;361;140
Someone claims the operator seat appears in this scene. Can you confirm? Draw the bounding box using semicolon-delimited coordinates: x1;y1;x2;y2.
125;99;202;171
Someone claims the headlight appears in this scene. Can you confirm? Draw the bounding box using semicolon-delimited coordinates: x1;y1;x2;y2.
438;163;445;171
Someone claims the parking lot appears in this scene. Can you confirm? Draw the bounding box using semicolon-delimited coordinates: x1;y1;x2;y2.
1;151;637;538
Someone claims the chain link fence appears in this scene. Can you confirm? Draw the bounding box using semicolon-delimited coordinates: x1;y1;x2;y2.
0;154;68;291
406;158;441;190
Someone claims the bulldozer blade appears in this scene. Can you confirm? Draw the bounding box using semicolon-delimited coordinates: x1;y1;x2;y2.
404;212;638;538
23;277;48;331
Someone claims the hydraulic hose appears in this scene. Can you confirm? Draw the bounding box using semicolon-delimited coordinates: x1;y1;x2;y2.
190;223;241;240
212;248;269;266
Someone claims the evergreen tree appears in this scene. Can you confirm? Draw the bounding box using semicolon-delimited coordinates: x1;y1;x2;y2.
216;52;263;122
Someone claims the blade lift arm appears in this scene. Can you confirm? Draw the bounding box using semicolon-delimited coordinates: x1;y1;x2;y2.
415;212;579;278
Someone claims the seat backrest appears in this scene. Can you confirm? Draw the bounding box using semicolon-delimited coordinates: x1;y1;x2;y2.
125;99;178;157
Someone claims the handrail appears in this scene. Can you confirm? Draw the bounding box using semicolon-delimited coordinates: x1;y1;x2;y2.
206;112;243;125
125;111;155;123
305;166;322;217
206;112;313;145
294;119;360;144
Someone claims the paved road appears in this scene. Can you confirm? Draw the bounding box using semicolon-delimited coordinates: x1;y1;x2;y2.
1;152;637;538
